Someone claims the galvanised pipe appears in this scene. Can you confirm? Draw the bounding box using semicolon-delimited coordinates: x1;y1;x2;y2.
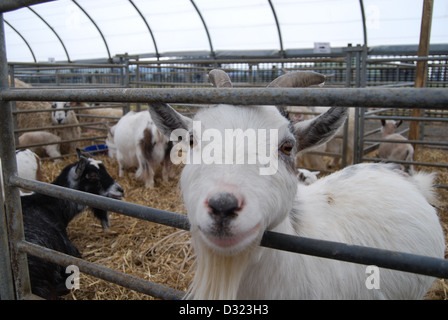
9;176;190;231
17;241;184;300
2;87;448;109
0;13;31;300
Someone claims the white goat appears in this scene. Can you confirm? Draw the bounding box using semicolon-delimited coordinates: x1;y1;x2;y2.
51;102;81;155
148;70;445;300
113;111;173;188
378;119;414;173
15;149;43;195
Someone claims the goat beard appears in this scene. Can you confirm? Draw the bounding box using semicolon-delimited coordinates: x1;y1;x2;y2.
186;232;256;300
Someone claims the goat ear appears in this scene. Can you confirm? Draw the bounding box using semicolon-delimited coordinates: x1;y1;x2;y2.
293;107;348;152
148;101;192;137
74;156;88;179
381;119;386;127
76;147;91;160
395;120;403;128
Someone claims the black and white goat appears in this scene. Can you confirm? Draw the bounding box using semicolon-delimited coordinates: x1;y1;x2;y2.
21;149;124;299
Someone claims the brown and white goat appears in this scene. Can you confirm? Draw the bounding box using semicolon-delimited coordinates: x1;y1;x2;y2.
111;111;174;188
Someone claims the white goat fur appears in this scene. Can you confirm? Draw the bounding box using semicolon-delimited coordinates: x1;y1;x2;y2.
148;71;445;300
1;150;43;200
378;120;414;171
112;111;173;188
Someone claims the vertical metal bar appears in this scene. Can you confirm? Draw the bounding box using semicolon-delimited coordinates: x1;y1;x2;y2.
361;45;368;88
124;56;130;114
341;117;349;168
358;107;367;163
355;46;361;88
0;14;31;299
409;0;434;151
8;64;19;147
0;166;15;299
345;45;353;88
353;107;360;164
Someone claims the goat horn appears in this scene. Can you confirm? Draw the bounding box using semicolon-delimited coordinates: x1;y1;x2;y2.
267;71;327;88
209;69;232;88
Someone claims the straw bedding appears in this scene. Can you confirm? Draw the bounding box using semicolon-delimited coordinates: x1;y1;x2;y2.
37;147;447;300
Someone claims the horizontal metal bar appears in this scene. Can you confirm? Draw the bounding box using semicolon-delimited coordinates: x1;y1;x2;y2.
362;157;448;169
367;56;448;63
17;135;107;150
364;138;446;146
9;62;125;68
14;122;105;134
132;57;346;65
260;231;448;279
365;115;448;122
10;176;448;279
9;176;190;231
2;88;448;108
17;241;184;300
12;104;124;114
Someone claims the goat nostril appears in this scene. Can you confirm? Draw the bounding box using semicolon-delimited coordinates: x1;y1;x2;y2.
207;192;242;218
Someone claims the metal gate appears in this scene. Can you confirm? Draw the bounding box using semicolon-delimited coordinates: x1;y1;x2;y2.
1;3;448;300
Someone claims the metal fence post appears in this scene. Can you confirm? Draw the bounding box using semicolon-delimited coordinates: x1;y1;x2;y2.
0;177;15;299
0;14;32;299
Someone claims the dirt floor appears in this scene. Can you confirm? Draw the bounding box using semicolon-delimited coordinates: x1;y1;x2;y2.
36;145;447;300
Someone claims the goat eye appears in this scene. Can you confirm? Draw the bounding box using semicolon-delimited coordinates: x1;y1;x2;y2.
86;172;99;180
189;134;196;148
280;142;293;155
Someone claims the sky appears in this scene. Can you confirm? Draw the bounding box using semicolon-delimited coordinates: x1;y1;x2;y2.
3;0;448;62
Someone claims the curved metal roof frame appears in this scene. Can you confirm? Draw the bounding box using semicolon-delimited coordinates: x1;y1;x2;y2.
3;19;37;62
0;0;407;63
128;0;159;59
72;0;111;61
190;0;215;58
27;5;71;62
